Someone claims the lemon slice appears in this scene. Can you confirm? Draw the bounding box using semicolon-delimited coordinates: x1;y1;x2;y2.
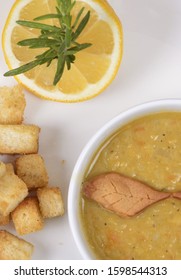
2;0;123;102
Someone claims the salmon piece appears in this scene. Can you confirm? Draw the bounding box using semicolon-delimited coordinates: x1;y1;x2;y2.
83;173;170;217
172;192;181;199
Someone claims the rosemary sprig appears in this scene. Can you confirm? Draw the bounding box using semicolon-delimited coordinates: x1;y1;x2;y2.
4;0;91;85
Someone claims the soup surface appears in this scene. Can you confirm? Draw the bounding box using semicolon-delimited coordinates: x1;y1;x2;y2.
80;112;181;259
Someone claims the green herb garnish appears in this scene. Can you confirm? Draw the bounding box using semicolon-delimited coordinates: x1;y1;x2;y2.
4;0;91;85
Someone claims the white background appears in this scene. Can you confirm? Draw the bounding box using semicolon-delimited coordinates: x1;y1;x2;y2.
0;0;181;260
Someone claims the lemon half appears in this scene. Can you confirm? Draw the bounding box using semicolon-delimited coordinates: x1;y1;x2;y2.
2;0;123;102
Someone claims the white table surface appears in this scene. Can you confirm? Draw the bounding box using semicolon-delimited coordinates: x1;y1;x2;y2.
0;0;181;259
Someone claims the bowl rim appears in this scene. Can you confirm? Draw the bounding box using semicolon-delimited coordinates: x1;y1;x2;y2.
68;98;181;259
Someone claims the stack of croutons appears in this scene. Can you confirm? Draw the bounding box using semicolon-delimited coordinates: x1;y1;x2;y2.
0;85;64;260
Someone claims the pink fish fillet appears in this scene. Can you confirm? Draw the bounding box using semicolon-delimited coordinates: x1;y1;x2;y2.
172;192;181;199
83;173;170;217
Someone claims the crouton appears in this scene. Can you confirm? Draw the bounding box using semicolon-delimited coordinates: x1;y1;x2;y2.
37;187;64;218
83;172;170;217
0;166;28;216
0;124;40;154
0;214;10;226
0;161;6;177
0;230;33;260
11;196;44;235
15;154;49;189
0;85;26;124
5;163;14;174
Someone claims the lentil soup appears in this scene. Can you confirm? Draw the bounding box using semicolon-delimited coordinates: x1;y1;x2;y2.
80;112;181;259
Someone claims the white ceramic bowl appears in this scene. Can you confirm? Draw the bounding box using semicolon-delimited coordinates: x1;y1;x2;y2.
68;99;181;259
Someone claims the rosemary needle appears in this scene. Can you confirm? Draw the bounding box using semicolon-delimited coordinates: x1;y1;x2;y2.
4;0;91;85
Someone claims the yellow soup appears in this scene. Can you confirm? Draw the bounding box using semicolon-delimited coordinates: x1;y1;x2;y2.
80;112;181;259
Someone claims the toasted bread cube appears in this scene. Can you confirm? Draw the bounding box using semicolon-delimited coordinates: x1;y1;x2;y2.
5;163;14;174
0;124;40;154
0;85;26;124
37;187;64;218
0;214;10;226
12;196;44;235
0;166;28;216
15;154;49;189
0;161;6;177
0;230;33;260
